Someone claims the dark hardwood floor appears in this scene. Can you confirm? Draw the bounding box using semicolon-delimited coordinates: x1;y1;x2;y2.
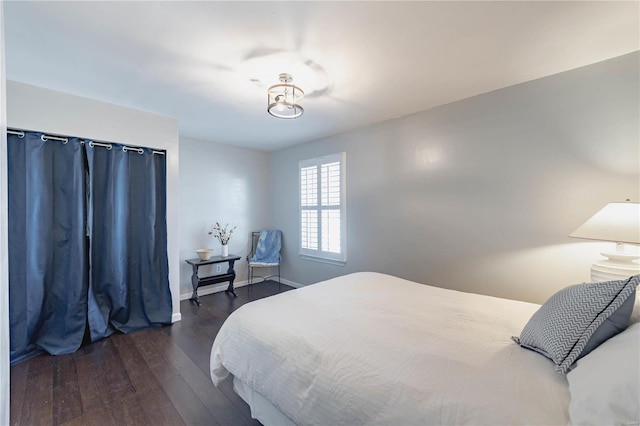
10;281;293;426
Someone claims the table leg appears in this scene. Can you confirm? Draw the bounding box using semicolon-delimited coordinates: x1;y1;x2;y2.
225;259;238;297
190;263;201;306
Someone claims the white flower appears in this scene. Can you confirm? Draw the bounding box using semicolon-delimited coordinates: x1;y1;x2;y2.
208;222;237;245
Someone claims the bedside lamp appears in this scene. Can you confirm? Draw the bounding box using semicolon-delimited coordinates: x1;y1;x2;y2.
570;201;640;282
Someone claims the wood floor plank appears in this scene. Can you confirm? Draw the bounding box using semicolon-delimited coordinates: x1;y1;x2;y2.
58;413;87;426
168;315;257;423
52;353;83;425
217;374;262;424
167;302;260;423
164;317;224;375
9;281;291;426
110;393;151;426
20;353;54;425
138;326;255;425
132;329;219;425
9;359;28;426
100;336;161;426
145;328;255;425
100;338;136;398
161;373;217;426
74;342;119;426
111;333;186;426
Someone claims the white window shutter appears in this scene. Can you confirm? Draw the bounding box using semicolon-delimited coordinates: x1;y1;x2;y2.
299;153;346;264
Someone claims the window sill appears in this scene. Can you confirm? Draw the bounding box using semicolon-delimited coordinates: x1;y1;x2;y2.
300;254;346;267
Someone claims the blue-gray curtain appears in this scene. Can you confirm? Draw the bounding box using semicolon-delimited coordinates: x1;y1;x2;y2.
8;131;172;364
86;143;171;340
8;132;88;364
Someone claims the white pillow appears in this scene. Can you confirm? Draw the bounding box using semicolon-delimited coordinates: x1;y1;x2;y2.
629;291;640;325
567;322;640;425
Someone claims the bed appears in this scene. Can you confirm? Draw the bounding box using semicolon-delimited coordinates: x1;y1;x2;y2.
210;272;639;425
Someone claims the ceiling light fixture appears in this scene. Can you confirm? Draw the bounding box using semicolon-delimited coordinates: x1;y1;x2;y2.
267;73;304;119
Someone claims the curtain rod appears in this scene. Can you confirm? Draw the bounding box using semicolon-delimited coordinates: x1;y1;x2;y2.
7;128;166;155
7;129;24;138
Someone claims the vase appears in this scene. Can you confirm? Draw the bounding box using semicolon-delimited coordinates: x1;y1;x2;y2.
221;244;229;257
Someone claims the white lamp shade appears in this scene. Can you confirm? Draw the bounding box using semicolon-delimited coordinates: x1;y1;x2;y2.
570;202;640;244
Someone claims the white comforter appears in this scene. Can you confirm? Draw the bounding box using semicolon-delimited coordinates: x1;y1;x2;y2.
210;272;570;425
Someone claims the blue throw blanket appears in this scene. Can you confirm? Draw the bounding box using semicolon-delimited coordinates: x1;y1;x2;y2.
250;230;282;265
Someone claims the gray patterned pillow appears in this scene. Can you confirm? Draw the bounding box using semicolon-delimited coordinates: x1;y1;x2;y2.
512;275;639;374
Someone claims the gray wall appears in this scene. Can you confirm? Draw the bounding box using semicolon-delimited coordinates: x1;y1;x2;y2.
270;52;640;304
179;136;270;298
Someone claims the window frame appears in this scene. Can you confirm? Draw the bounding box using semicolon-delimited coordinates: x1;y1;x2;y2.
298;152;347;265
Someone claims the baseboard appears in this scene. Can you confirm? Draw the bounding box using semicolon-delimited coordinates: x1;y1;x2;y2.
171;312;182;323
280;278;305;288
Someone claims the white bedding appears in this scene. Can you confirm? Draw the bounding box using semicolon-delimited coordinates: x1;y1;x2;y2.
210;272;570;425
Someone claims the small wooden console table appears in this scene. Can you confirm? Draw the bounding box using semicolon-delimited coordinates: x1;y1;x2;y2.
185;254;242;305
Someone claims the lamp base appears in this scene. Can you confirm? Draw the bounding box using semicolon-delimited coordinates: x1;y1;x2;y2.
590;250;640;282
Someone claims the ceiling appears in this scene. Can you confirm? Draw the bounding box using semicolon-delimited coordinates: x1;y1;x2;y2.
4;1;639;152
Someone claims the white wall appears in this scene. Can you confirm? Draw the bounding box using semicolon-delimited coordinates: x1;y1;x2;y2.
179;136;270;299
6;80;182;322
0;3;10;424
270;52;640;304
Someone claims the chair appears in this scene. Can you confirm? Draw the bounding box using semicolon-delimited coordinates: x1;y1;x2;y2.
247;230;282;293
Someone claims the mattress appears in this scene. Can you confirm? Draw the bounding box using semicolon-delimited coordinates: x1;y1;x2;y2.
210;272;570;425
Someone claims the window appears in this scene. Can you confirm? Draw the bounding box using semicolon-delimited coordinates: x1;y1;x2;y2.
299;152;346;264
